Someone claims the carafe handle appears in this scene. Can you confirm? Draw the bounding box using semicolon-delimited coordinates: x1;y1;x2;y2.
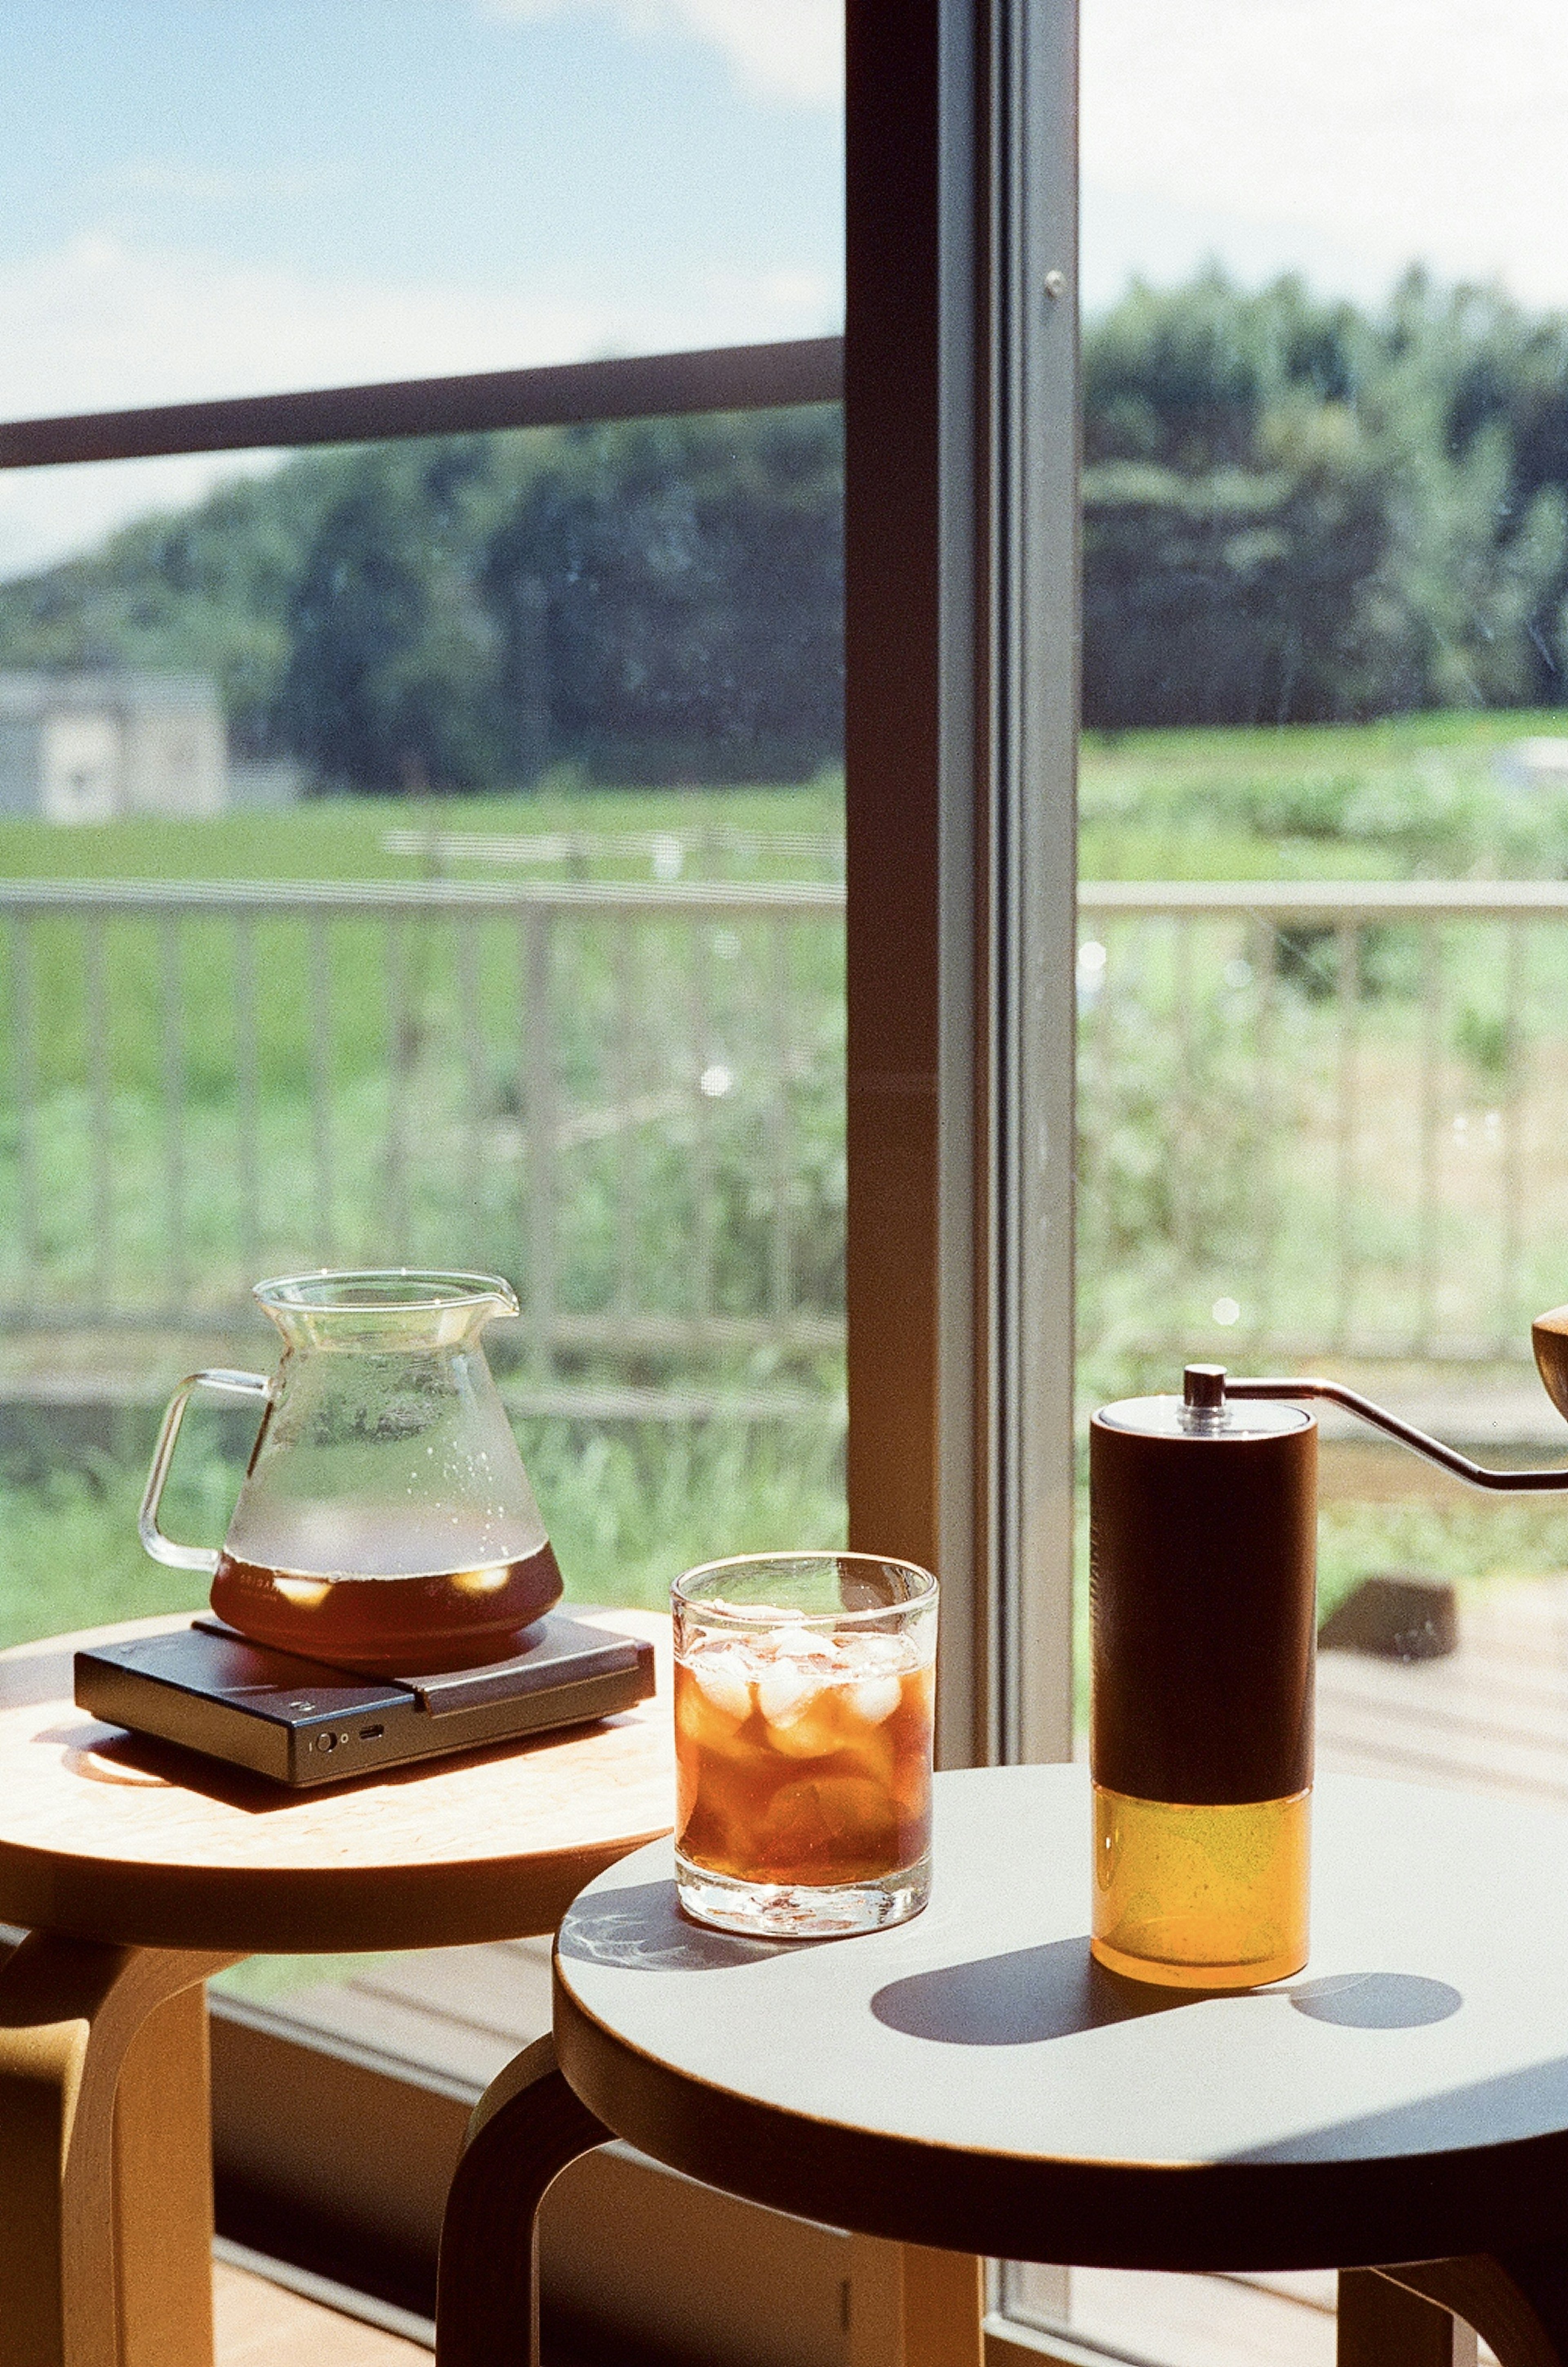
138;1368;271;1572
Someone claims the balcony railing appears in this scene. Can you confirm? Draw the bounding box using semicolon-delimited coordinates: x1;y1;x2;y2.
1078;880;1568;1367
0;876;845;1420
5;873;1562;1395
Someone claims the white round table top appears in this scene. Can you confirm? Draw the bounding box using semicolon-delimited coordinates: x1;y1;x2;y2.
0;1609;673;1954
555;1764;1568;2271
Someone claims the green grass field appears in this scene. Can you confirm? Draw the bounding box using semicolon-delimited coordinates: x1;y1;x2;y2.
1080;708;1568;881
0;776;848;1649
9;722;1568;1667
0;775;846;887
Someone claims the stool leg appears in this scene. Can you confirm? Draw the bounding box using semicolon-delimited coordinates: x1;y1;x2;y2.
112;1982;223;2367
1339;2269;1477;2366
436;2031;609;2367
1378;2254;1568;2367
0;1935;236;2367
848;2236;985;2367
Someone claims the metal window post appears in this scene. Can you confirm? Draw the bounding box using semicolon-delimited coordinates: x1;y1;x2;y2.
844;0;1078;1772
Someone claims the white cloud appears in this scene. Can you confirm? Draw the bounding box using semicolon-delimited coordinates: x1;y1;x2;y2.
0;229;839;576
0;232;609;423
1082;0;1568;310
482;0;842;108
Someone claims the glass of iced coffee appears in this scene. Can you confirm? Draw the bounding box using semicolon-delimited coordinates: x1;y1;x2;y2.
673;1552;938;1939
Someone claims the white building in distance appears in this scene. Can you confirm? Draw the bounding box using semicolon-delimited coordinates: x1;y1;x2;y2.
0;671;227;821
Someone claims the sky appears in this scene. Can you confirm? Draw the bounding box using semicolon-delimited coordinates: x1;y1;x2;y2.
0;0;844;575
4;0;1568;575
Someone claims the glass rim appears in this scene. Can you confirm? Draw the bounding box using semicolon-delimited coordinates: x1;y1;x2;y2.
673;1549;938;1625
253;1267;520;1316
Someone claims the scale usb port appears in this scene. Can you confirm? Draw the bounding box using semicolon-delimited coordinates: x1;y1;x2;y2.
360;1724;385;1741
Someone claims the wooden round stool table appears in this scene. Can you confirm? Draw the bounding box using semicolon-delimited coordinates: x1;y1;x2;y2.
437;1764;1568;2367
0;1609;673;2367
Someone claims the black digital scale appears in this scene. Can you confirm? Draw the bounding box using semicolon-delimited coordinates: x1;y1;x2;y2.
74;1610;657;1788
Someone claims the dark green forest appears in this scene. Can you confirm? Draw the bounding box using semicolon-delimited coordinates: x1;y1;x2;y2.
1083;269;1568;727
9;269;1568;785
0;408;845;790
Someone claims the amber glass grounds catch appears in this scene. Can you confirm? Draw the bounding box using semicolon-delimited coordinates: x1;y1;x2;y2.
673;1552;938;1939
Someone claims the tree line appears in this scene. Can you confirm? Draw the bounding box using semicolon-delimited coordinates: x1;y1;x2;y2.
0;409;844;791
1082;268;1568;727
8;268;1568;783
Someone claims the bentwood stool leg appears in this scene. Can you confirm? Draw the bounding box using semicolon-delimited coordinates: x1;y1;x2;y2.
0;1932;238;2367
1365;2254;1568;2367
846;2237;985;2367
1339;2269;1478;2366
436;2032;610;2367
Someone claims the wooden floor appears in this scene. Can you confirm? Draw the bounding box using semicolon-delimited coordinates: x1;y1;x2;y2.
214;2260;430;2362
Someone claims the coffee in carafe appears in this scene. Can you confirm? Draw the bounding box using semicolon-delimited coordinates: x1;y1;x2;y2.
141;1270;562;1672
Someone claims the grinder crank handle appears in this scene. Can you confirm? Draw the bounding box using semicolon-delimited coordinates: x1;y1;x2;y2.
1188;1302;1568;1491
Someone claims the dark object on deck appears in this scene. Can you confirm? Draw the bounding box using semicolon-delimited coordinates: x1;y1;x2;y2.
1319;1573;1459;1661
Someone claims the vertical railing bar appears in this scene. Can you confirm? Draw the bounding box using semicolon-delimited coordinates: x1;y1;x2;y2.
309;915;335;1265
85;919;113;1310
613;925;636;1316
692;913;715;1325
1417;919;1441;1358
233;914;262;1278
1172;916;1196;1341
161;918;187;1312
524;915;557;1373
1083;917;1115;1320
1247;913;1276;1360
459;918;486;1225
385;917;410;1258
1502;918;1526;1354
768;916;791;1324
1334;920;1359;1355
11;916;39;1290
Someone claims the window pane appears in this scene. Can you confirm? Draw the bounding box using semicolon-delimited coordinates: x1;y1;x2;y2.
0;0;843;441
0;407;845;1699
1054;0;1565;2358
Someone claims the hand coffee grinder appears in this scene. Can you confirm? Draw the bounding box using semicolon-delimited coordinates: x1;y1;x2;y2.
1089;1303;1568;1990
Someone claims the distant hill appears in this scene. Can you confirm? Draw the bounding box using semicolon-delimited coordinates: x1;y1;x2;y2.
0;408;845;792
11;271;1568;756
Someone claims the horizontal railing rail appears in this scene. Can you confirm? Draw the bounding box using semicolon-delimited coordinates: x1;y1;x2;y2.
1080;880;1568;917
0;877;845;917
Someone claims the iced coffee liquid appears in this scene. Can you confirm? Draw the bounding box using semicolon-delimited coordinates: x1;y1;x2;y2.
210;1539;564;1672
675;1624;934;1886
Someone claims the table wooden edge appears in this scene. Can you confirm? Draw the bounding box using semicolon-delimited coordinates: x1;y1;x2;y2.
0;1824;673;1954
0;1608;674;1953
